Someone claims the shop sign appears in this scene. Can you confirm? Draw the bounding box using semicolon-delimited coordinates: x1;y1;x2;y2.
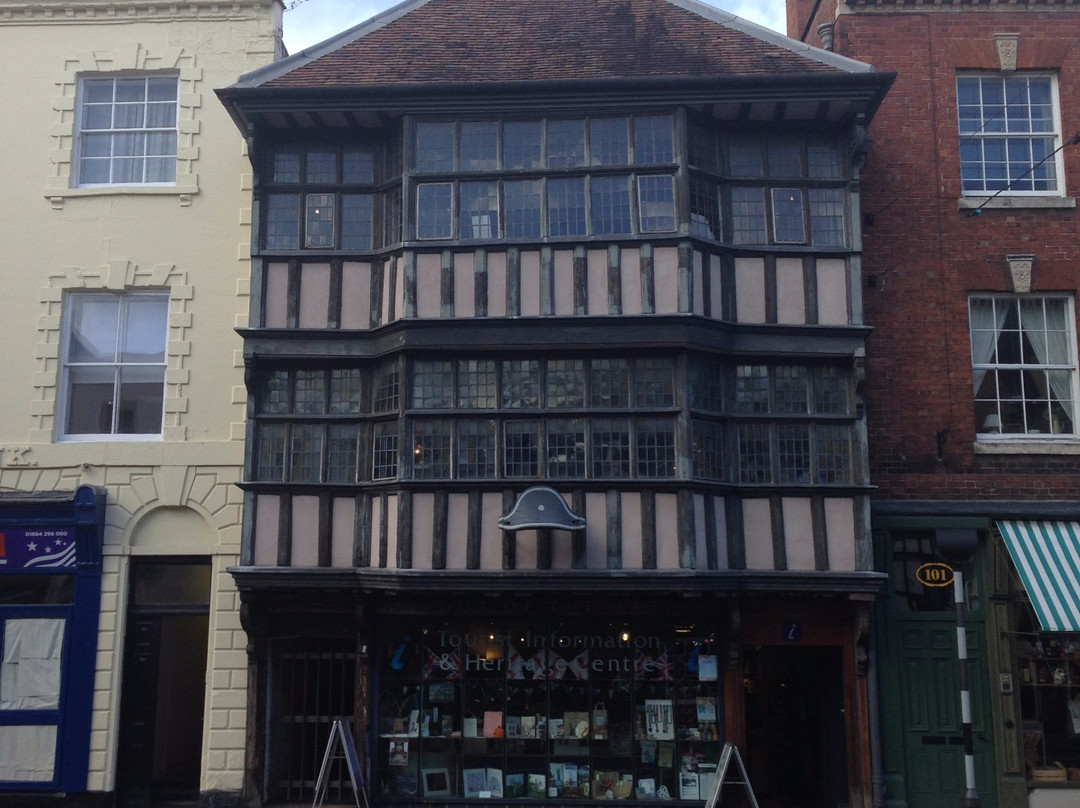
0;527;76;570
915;561;954;588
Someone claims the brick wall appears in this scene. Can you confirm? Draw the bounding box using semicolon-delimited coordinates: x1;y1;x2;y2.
831;9;1080;499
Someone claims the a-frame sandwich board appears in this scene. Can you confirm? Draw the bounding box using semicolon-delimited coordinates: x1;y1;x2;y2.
703;742;760;808
313;719;370;808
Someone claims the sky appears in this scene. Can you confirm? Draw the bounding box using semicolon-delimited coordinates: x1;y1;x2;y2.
282;0;788;54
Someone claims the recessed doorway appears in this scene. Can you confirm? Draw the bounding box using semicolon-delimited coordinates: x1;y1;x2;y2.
116;558;211;808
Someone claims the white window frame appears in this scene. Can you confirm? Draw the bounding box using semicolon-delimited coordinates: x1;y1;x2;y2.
58;291;169;441
74;74;180;188
956;72;1063;197
969;294;1079;440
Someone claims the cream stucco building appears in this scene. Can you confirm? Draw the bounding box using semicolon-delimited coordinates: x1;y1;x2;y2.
0;2;281;805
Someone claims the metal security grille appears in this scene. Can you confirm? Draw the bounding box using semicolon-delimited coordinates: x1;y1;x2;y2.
270;639;357;803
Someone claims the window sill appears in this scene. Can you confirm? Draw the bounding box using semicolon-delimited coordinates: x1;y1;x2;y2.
974;439;1080;455
44;184;198;207
957;196;1076;211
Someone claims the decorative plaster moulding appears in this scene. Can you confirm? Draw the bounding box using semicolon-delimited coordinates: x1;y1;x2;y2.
0;1;271;23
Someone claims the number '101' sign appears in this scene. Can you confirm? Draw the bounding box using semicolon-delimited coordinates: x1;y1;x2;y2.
915;562;955;588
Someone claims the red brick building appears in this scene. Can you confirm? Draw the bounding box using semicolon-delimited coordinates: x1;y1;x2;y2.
789;2;1080;808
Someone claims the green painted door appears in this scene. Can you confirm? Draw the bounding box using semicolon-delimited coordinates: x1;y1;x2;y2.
880;533;997;808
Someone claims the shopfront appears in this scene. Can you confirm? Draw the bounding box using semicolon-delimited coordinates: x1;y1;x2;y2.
242;584;874;808
0;486;105;793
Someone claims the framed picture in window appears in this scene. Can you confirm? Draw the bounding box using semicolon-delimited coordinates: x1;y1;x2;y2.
422;768;451;797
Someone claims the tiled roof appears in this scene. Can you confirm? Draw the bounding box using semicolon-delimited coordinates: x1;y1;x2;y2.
249;0;872;89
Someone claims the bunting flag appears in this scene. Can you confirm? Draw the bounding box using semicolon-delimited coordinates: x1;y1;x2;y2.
424;647;462;679
635;649;674;681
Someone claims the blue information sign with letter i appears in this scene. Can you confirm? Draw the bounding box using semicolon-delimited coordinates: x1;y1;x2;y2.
783;623;801;642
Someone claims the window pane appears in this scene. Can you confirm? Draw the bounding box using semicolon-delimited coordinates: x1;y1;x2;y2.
504;180;542;239
815;425;852;484
415;122;455;172
546;359;585;408
76;75;177;187
735;365;769;413
813;367;849;415
330;369;363;414
634;116;674;163
729;135;763;177
413;361;454;409
809;188;846;247
66;366;116;434
374;364;400;412
372;423;399;480
730;187;767;244
502;360;540;408
305;193;335;248
771;188;806;243
290;424;324;482
547;178;587;237
807;137;841;179
417;183;453;239
767;136;803;177
457;420;496;478
504;421;539;477
305;148;337;183
121;296;168;363
413;421;451;478
293;370;327;414
69;296;120;363
460;122;499;170
115;365;165;434
266;194;301;249
591;418;630;478
590;118;629;166
590;176;632;236
458;360;497;409
956;74;1060;194
638;175;676;233
738;424;772;483
327;424;360;483
777;424;811;484
969;294;1077;438
692;420;725;481
590;359;629;407
341;194;374;251
342;146;375;184
459;182;499;239
547;418;586;478
273;148;302;183
689;177;721;240
256;424;287;481
634;359;674;407
773;366;809;414
688;124;719;172
636;418;676;478
503;121;543;170
259;370;290;415
547;120;586;168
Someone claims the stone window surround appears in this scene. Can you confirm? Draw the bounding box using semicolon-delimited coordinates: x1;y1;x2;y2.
45;41;203;206
34;260;193;443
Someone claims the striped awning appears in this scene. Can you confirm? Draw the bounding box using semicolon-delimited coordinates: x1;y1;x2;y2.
997;520;1080;631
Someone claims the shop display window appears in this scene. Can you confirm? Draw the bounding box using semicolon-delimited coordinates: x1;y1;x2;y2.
1015;618;1080;779
377;620;722;801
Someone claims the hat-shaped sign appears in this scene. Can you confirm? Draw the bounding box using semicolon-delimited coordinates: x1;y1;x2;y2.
497;487;586;532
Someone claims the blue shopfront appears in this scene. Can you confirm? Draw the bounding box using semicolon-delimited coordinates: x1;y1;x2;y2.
0;486;105;792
